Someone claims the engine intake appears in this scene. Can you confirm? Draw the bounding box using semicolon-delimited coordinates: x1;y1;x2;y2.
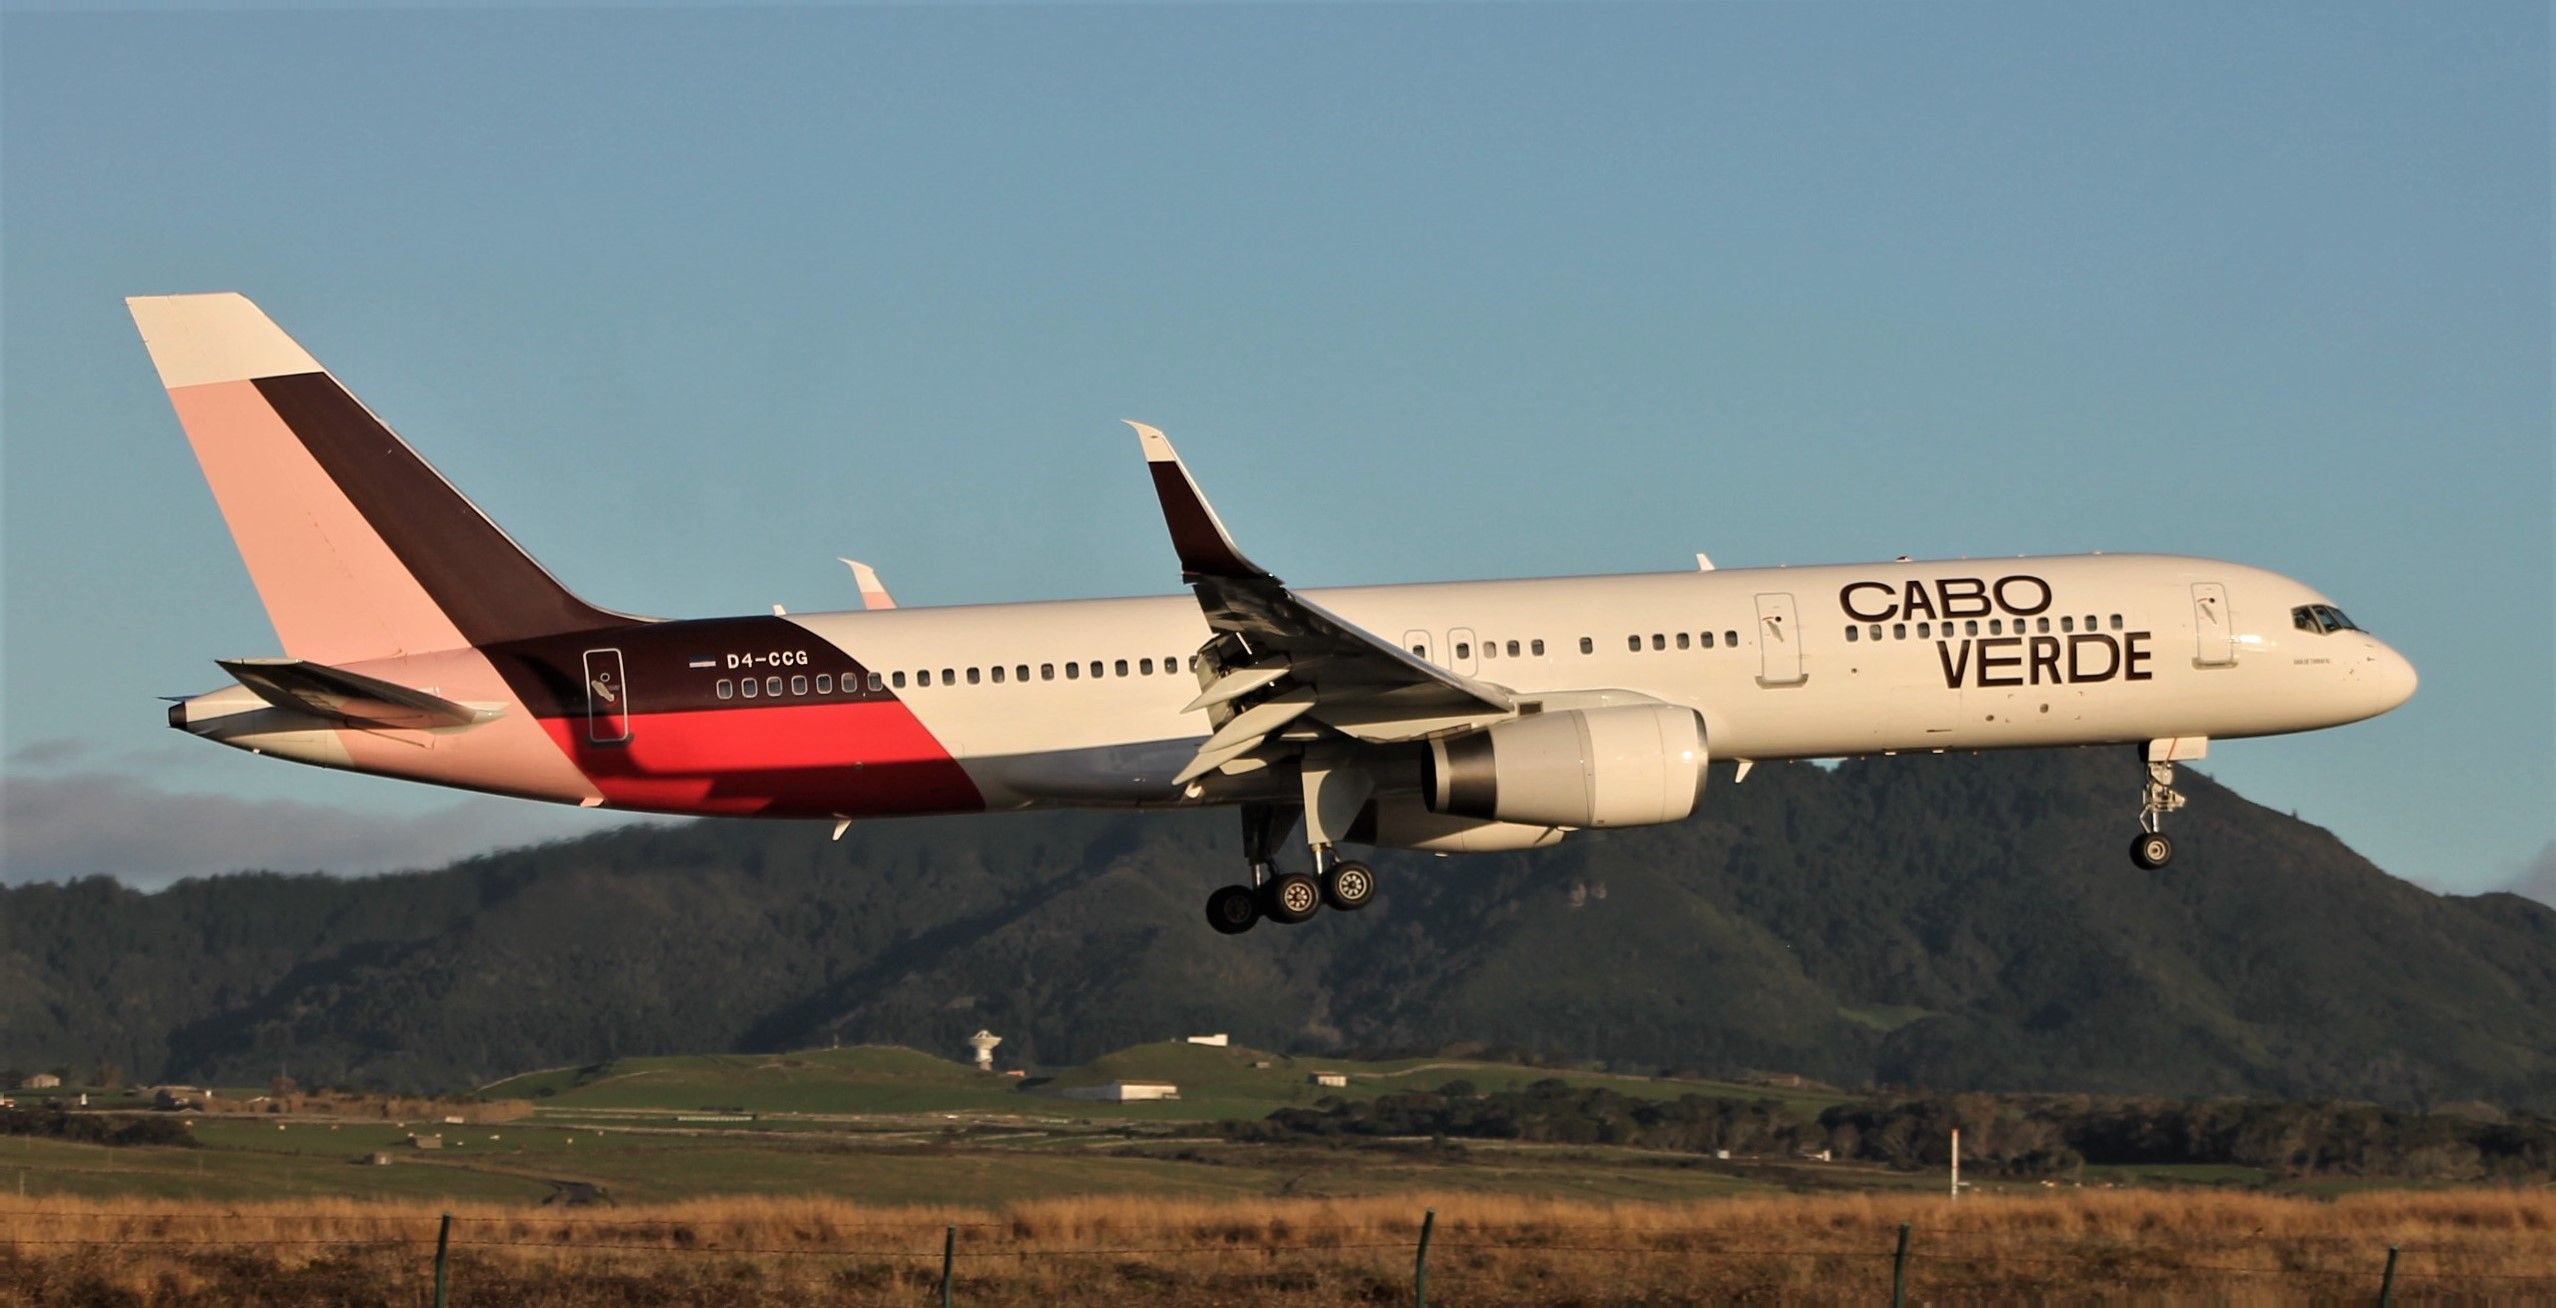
1423;703;1708;829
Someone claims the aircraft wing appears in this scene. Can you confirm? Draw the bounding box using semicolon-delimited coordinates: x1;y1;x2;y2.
217;657;499;730
1129;422;1513;785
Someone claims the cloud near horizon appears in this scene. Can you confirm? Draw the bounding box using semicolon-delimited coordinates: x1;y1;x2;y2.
2512;840;2556;910
1;770;662;888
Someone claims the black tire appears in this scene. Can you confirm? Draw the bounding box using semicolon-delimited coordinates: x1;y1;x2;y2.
1322;861;1377;912
1261;872;1322;925
1205;884;1261;935
2130;832;2174;870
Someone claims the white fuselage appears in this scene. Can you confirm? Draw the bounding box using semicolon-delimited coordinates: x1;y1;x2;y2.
779;552;2415;811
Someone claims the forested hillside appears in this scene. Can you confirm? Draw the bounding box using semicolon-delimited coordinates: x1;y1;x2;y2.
6;749;2550;1105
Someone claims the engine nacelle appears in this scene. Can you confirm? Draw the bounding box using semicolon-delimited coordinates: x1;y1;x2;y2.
1423;703;1707;829
1345;796;1570;853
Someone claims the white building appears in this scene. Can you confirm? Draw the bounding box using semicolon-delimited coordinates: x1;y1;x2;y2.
1057;1081;1180;1102
1309;1072;1349;1088
1184;1033;1229;1047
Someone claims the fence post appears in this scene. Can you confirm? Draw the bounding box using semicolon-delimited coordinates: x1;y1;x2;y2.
1891;1222;1909;1308
1414;1208;1436;1308
2378;1244;2400;1307
940;1224;956;1308
433;1212;452;1308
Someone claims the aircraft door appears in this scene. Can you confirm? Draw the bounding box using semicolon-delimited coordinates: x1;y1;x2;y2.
1447;627;1480;677
583;649;632;744
1753;593;1806;686
2191;583;2235;667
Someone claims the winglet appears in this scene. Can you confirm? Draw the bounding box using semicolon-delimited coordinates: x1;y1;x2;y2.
1128;421;1268;582
838;558;898;610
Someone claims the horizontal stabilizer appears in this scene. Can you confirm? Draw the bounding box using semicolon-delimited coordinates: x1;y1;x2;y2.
217;657;499;730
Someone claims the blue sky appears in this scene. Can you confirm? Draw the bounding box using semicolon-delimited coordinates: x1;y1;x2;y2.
3;3;2548;900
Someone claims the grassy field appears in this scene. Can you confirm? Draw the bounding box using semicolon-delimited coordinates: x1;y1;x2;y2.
479;1038;1854;1124
5;1188;2550;1305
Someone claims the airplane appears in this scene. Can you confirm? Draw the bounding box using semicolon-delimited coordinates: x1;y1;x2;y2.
135;293;2419;935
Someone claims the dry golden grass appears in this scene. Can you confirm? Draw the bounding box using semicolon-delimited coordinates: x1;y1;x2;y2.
4;1188;2552;1304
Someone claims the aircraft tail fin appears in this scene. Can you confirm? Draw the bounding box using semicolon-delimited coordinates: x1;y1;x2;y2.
128;293;637;663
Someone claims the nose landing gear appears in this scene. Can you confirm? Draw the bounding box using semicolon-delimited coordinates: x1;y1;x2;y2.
2130;740;2202;869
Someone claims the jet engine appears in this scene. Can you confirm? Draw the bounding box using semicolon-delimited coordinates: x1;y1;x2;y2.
1345;796;1570;853
1422;703;1707;829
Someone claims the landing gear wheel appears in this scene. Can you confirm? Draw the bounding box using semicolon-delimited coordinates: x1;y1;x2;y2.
1322;861;1377;912
1261;872;1322;925
1205;884;1262;935
2130;832;2175;870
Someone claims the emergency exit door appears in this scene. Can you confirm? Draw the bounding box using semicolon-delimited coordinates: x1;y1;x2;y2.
1753;593;1806;686
583;649;631;744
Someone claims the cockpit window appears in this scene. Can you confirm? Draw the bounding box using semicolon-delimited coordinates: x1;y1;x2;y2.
2291;604;2360;635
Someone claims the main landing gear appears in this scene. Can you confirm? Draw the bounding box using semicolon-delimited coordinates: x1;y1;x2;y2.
2130;744;2194;870
1203;802;1377;935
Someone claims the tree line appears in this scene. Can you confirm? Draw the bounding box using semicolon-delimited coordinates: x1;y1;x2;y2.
1230;1080;2556;1181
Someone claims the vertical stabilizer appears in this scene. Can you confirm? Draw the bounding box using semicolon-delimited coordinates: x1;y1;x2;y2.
129;293;636;663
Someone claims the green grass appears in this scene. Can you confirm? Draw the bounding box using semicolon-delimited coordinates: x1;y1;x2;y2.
0;1134;555;1205
1836;1004;1936;1034
477;1039;1856;1125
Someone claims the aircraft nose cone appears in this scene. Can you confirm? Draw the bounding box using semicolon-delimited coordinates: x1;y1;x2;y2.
2358;641;2418;715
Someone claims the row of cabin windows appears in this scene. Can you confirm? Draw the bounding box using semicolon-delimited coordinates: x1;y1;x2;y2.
719;674;832;700
1845;614;2124;642
1419;633;1748;661
1433;638;1548;661
715;654;1201;700
1629;630;1742;652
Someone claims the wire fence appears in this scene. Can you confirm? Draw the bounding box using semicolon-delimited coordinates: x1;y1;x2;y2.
6;1208;2554;1305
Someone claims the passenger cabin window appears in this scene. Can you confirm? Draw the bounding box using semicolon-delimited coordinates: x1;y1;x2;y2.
1531;639;1545;656
1065;663;1079;680
1702;631;1717;648
1482;642;1497;660
1140;658;1154;675
717;679;735;699
892;671;907;688
1725;630;1739;646
2110;614;2124;631
766;676;782;696
1455;642;1471;660
816;674;832;693
1041;663;1055;680
1844;626;1860;642
868;672;883;691
1579;636;1594;654
1626;635;1641;652
1506;640;1521;657
967;668;982;685
791;675;809;695
741;678;759;698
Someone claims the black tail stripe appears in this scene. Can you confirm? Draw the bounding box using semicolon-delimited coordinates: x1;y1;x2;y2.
252;372;634;647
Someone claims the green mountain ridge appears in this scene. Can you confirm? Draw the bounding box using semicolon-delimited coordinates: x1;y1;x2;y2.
6;749;2550;1107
